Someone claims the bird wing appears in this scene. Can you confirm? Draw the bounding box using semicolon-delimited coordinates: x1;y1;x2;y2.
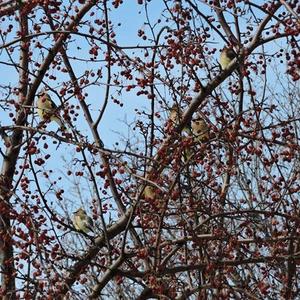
227;49;236;60
50;115;64;129
87;216;93;226
72;215;81;231
45;94;58;109
220;48;236;70
85;216;94;232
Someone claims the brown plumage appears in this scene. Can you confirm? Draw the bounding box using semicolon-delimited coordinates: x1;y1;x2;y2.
191;116;209;142
169;104;191;134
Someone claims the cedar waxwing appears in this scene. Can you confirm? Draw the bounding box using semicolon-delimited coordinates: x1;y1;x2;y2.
220;47;236;70
72;208;94;234
169;104;181;125
191;115;209;142
169;104;191;134
36;91;65;130
143;185;156;200
182;146;194;164
141;172;158;200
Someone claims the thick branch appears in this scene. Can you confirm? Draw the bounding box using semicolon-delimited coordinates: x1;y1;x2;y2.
60;208;132;295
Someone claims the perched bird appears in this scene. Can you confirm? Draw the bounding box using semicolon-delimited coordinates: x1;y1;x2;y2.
36;91;65;130
169;104;191;134
143;185;156;200
141;172;156;200
220;47;236;70
191;115;209;142
169;104;181;125
72;208;94;234
182;144;194;164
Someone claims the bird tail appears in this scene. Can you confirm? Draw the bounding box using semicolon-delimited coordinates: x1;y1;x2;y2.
51;116;67;131
88;226;95;233
182;125;192;135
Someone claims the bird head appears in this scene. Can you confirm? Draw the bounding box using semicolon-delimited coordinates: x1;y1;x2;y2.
37;87;49;98
74;208;86;216
222;47;236;60
193;118;207;130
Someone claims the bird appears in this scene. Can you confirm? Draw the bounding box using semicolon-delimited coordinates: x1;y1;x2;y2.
191;115;209;142
169;104;181;125
169;104;191;134
182;144;194;164
143;185;156;200
220;47;236;70
72;208;94;234
36;90;65;130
